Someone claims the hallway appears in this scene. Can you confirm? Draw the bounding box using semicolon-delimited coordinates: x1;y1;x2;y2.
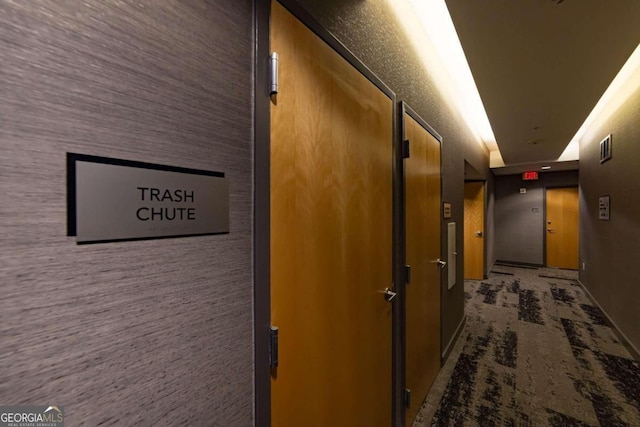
2;1;639;425
413;266;640;426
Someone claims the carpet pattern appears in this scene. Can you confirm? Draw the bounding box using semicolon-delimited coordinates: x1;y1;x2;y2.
412;266;640;427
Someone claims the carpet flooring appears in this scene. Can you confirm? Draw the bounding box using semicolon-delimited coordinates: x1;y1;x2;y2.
411;266;640;427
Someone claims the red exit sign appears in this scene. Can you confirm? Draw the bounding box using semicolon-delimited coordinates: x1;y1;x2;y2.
522;171;539;180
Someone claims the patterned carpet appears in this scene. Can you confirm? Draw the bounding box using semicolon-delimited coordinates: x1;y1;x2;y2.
412;265;640;427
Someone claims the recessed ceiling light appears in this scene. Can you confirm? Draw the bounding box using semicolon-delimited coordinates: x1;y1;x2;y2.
541;166;551;170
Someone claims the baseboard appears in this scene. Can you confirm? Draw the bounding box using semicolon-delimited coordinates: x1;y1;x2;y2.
442;314;467;364
494;260;543;270
577;279;640;362
488;259;496;275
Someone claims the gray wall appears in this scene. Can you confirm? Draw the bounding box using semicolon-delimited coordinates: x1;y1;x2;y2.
486;173;496;272
495;171;579;265
295;0;493;359
579;79;640;354
0;1;254;425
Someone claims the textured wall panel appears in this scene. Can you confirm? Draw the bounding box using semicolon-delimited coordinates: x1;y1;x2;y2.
0;1;253;425
579;85;640;353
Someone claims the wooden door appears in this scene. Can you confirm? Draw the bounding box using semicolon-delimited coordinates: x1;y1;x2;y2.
403;109;441;426
270;2;393;426
464;182;484;280
546;187;579;269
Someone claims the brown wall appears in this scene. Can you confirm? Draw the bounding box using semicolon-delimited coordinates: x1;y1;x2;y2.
0;1;254;425
579;79;640;354
294;0;493;359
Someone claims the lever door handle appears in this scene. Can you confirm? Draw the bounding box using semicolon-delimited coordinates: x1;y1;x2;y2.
380;287;397;302
431;259;447;268
547;228;555;233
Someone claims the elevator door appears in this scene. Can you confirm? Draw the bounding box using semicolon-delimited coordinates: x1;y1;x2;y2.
546;187;579;269
270;2;393;426
464;182;485;279
403;109;441;426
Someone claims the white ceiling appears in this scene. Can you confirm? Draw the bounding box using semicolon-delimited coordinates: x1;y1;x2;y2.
445;0;640;174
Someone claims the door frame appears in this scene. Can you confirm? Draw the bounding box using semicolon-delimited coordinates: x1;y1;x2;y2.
463;180;486;279
254;1;401;425
399;101;443;424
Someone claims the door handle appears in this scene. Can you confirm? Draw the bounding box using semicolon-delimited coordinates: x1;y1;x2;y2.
547;228;555;233
380;287;397;302
476;231;483;237
431;259;447;268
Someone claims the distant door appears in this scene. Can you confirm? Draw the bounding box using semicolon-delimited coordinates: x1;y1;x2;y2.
464;182;484;280
270;2;393;426
546;187;579;269
403;107;441;426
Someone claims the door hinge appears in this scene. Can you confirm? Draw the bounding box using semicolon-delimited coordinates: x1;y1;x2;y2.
405;264;411;284
404;388;411;408
402;139;410;158
269;52;279;95
269;326;279;368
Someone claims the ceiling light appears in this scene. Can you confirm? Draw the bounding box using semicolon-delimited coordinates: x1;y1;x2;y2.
560;43;640;161
541;166;551;170
385;0;503;167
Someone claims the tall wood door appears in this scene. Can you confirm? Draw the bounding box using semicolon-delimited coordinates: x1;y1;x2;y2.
403;110;441;426
464;182;484;280
546;187;579;269
270;2;393;426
